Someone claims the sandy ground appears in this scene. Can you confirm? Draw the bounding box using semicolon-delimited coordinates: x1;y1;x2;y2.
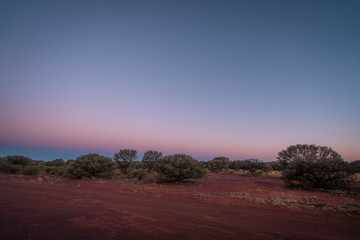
0;174;359;240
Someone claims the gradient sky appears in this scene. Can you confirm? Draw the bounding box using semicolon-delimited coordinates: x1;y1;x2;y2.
1;0;359;161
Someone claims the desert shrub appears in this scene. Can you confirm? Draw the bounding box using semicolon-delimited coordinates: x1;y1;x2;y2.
5;155;32;166
0;157;8;165
66;159;75;166
262;163;273;174
241;159;268;176
0;158;22;174
3;165;22;174
22;165;42;175
31;160;46;166
228;159;270;175
67;153;117;179
142;150;163;172
155;154;206;182
228;160;243;170
132;161;144;169
45;166;66;176
45;159;65;167
278;144;354;190
348;160;360;174
268;161;283;171
207;157;230;173
130;169;147;180
113;149;138;174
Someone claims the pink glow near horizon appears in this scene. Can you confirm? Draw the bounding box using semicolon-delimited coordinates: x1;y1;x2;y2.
2;110;359;161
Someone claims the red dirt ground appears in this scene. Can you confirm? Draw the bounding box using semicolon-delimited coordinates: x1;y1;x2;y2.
0;174;359;240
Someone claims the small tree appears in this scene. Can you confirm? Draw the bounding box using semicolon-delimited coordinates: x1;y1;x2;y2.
113;149;138;174
155;154;206;182
207;157;230;173
142;150;162;172
5;155;32;166
278;144;353;190
67;153;117;179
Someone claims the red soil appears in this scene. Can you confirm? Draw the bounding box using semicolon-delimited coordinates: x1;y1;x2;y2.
0;174;359;240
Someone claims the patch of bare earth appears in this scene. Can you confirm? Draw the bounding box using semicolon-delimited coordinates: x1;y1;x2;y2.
0;173;359;240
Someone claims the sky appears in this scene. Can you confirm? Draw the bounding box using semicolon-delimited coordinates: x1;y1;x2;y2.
0;0;359;161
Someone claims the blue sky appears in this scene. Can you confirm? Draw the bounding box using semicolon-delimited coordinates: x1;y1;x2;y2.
0;0;359;161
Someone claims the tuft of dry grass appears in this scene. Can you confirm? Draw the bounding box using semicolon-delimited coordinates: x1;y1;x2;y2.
228;190;360;215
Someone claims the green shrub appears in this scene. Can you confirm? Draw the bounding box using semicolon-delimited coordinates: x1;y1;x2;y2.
67;153;117;179
348;160;360;174
130;169;147;180
268;161;283;171
155;154;206;182
207;157;230;173
5;155;32;166
132;161;144;169
228;160;243;170
239;159;270;176
31;160;46;166
45;166;66;176
22;165;42;175
278;144;354;190
45;159;65;167
142;150;162;172
0;160;22;174
113;149;138;174
0;157;8;165
66;159;75;166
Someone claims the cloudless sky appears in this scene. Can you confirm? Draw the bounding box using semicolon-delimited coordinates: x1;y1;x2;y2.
1;0;359;161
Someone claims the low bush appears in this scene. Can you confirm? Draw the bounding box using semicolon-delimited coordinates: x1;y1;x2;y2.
132;161;144;169
32;160;46;166
0;162;22;174
45;159;65;167
5;155;32;166
130;169;147;181
45;166;67;176
155;154;206;182
207;157;230;173
228;160;243;171
66;159;75;166
22;165;42;175
348;160;360;174
67;153;117;179
0;157;8;165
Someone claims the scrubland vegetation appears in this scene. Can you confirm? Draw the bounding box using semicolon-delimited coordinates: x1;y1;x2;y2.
1;144;359;192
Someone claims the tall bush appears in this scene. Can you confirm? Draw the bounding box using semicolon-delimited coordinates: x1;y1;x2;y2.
278;144;353;190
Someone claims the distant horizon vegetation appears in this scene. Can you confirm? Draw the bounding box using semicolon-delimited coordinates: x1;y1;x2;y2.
1;144;359;163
